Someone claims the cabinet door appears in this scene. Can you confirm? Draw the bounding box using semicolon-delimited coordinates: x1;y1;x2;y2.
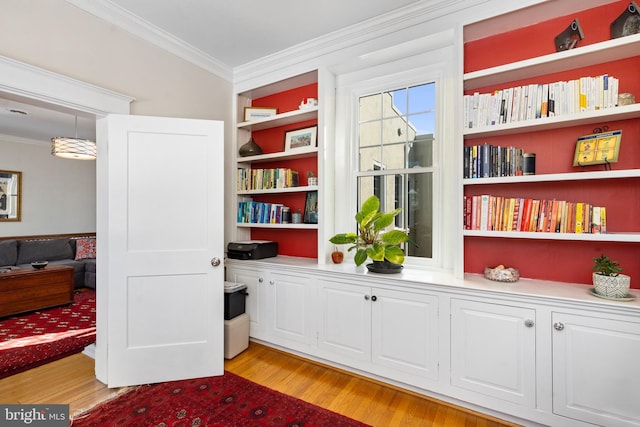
451;299;536;408
226;267;267;340
268;272;317;348
371;288;439;384
552;313;640;427
318;280;371;364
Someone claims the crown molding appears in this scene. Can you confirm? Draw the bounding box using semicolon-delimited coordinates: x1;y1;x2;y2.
0;56;133;116
233;0;488;85
65;0;233;82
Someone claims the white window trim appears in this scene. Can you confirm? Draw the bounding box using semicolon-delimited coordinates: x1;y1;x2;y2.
334;46;456;272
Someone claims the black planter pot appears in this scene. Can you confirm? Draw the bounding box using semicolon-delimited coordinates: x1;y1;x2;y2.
366;260;403;274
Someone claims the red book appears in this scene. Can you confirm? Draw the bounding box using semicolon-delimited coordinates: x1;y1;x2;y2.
520;199;533;232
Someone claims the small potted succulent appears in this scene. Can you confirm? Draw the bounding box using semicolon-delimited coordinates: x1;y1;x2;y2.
592;253;631;298
329;195;409;273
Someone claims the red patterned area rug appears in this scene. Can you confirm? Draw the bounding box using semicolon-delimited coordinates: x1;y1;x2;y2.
0;289;96;379
72;371;370;427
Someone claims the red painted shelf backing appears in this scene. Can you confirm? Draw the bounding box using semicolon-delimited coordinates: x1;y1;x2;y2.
464;1;640;288
245;82;319;259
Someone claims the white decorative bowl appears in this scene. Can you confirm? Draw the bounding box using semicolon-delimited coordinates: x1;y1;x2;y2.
593;273;631;298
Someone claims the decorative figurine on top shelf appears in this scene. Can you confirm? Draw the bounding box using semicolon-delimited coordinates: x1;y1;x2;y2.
554;18;584;52
611;1;640;39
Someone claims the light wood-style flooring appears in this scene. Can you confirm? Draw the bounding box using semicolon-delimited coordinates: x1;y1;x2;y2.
0;342;519;426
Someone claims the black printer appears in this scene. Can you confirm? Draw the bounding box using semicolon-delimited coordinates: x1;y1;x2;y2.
227;240;278;260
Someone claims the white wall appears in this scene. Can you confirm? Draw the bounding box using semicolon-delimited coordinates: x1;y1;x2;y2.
0;0;233;237
0;138;96;236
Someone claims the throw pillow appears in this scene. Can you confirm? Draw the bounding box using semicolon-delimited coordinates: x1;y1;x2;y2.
75;238;97;260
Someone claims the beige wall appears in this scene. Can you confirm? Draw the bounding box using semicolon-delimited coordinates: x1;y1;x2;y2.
0;138;96;236
0;0;232;237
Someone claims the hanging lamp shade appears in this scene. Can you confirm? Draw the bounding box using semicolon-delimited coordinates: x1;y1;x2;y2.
51;137;96;160
50;115;96;160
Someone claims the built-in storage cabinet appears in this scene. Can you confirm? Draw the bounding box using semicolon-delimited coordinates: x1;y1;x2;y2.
551;312;640;427
226;265;317;353
450;299;536;408
227;259;639;427
317;278;439;389
462;4;640;284
234;71;320;259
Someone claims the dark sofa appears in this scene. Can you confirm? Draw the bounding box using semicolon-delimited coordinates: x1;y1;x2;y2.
0;236;96;289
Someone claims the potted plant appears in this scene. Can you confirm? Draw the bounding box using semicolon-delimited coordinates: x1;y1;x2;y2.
592;253;631;298
329;195;410;273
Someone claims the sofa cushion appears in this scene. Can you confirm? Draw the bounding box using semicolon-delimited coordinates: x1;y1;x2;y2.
75;238;97;260
16;238;74;264
0;239;18;266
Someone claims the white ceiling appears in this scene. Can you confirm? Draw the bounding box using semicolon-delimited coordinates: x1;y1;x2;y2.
1;0;420;144
105;0;422;68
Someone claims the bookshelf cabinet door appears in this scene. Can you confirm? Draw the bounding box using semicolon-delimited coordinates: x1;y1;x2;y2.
451;299;536;408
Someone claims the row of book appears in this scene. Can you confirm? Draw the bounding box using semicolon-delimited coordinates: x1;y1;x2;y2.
463;195;607;234
464;74;620;129
238;200;287;224
237;168;299;191
463;144;528;179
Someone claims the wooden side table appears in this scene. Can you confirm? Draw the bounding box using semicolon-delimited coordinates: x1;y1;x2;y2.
0;265;75;318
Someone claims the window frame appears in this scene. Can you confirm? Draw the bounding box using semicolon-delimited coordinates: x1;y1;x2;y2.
333;48;456;272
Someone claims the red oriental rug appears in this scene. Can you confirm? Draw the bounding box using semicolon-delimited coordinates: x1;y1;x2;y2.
0;289;96;379
72;371;369;427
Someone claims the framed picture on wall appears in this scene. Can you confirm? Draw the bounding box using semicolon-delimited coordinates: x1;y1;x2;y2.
284;126;317;153
0;170;22;222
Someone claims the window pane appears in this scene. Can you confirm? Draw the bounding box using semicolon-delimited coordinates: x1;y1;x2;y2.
357;172;433;259
359;94;383;121
359;121;380;147
408;83;435;112
359;146;383;172
408;134;434;168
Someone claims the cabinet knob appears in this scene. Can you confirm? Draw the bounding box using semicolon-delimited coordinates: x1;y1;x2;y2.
371;295;377;302
269;280;275;285
258;277;263;283
364;295;370;301
524;319;534;328
553;322;565;331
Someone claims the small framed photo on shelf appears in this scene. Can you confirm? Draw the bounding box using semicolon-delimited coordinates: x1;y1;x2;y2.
573;129;622;166
243;107;277;122
284;126;317;152
303;190;318;224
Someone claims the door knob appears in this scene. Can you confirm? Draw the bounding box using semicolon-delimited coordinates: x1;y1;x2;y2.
210;257;221;267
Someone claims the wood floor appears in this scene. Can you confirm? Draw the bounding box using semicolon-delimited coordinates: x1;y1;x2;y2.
0;342;519;426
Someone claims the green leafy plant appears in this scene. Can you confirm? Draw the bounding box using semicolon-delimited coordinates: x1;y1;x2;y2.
329;195;409;266
592;253;623;277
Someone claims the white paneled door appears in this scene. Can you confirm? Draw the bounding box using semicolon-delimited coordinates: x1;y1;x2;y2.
95;115;225;388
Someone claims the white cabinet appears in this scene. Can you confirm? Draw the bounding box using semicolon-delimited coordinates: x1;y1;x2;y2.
226;266;268;340
226;265;316;351
450;299;536;408
318;278;439;388
267;271;317;349
552;312;640;427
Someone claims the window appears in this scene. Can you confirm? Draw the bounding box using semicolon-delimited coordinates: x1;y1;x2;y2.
334;43;456;272
357;83;436;259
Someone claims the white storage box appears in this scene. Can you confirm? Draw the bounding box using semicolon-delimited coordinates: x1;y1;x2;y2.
224;312;249;359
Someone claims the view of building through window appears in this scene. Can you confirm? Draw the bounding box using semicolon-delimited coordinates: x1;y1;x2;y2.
357;82;435;259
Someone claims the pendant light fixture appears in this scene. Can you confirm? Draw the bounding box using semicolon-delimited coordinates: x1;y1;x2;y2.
51;115;96;160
